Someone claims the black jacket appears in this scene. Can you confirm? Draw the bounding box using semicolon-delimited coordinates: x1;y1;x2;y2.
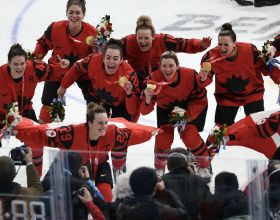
117;190;189;220
162;167;211;219
200;189;249;220
266;184;280;219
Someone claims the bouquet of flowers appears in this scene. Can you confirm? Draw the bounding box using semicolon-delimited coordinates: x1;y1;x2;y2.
0;102;22;140
86;15;113;53
26;49;42;60
48;98;65;122
169;106;190;133
208;124;227;154
260;40;279;73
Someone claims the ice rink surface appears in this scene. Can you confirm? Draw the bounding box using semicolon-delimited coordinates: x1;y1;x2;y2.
1;0;280;190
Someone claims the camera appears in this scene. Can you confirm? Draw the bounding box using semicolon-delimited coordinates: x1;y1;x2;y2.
10;146;29;165
73;188;84;197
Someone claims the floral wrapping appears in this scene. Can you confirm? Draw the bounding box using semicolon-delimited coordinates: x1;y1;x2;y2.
260;40;280;105
168;106;190;137
48;98;65;122
86;15;113;53
209;124;227;154
0;102;22;140
260;40;279;72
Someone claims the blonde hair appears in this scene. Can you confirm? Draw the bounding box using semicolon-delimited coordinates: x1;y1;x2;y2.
135;15;155;35
86;102;107;122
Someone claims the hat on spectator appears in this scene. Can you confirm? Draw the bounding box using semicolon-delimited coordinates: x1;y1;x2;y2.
215;171;239;193
130;167;157;196
0;156;16;184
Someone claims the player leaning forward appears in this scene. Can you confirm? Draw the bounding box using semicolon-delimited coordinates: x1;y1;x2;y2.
12;103;159;202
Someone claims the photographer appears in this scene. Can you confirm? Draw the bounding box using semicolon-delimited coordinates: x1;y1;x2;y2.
42;152;108;220
77;187;105;220
0;146;43;214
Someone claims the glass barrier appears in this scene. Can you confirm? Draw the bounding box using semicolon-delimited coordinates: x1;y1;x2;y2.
0;145;279;219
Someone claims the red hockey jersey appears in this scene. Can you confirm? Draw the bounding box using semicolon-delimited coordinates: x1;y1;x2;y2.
122;33;206;79
0;60;66;124
198;42;280;107
34;20;97;68
140;67;208;130
15;117;158;172
226;109;280;158
61;54;139;106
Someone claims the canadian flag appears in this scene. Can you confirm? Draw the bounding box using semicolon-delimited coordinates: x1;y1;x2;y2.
109;117;160;136
15;117;160;138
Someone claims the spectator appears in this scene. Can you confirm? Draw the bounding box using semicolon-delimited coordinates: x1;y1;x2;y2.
162;147;211;219
117;167;190;220
201;172;250;220
107;173;133;220
42;151;108;220
78;187;106;220
265;160;280;219
0;147;42;217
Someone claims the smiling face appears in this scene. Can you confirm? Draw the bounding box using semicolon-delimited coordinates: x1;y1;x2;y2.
103;48;122;75
88;112;108;138
218;35;236;57
160;58;178;81
8;56;26;79
66;4;85;29
136;29;154;52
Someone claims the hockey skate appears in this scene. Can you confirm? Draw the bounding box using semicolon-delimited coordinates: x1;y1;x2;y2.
113;164;127;183
196;165;213;183
155;168;165;179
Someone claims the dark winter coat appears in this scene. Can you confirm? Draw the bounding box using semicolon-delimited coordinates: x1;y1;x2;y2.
266;184;280;219
117;190;189;220
162;167;211;219
200;188;249;220
0;164;42;218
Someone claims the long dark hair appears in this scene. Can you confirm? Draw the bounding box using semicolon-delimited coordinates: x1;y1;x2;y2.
104;38;123;58
218;23;236;42
8;44;27;62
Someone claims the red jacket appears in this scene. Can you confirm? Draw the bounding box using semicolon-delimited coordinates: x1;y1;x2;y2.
198;42;280;107
15;117;157;173
122;33;206;81
140;67;208;130
34;20;97;69
61;54;139;107
0;60;66;123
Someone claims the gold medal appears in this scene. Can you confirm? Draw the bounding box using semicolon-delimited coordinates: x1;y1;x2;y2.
202;62;211;72
119;76;129;87
86;35;96;46
146;83;156;90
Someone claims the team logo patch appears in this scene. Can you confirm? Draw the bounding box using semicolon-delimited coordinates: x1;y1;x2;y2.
46;129;56;137
256;118;266;125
